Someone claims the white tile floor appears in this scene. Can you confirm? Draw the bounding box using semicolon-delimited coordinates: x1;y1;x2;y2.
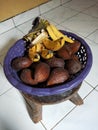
0;0;98;130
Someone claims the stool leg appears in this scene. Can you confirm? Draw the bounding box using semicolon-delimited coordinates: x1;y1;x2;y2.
69;93;83;105
24;96;42;123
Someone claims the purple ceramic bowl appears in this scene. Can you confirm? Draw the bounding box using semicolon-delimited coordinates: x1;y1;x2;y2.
3;30;93;96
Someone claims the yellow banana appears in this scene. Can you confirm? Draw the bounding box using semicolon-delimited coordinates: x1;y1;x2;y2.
23;30;40;42
47;24;74;43
46;24;57;40
28;42;45;62
31;30;48;45
42;37;65;51
28;41;54;61
28;52;40;62
29;43;45;53
41;49;53;59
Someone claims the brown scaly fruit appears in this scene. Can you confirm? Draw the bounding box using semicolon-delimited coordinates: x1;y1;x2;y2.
20;69;38;85
57;40;81;60
57;45;71;60
65;56;82;74
46;56;65;68
65;40;81;55
35;62;50;83
11;57;32;71
47;68;69;86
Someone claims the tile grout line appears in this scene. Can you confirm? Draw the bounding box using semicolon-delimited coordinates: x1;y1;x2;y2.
62;1;97;13
38;6;41;16
93;84;98;90
0;87;13;96
16;27;26;35
49;6;81;25
84;80;96;89
61;0;73;6
56;23;82;36
62;2;98;20
81;2;98;13
16;18;34;28
84;89;95;100
94;87;98;92
56;23;88;41
40;4;62;16
85;29;98;38
84;36;98;46
39;0;63;18
80;11;98;19
15;1;62;28
50;105;77;130
12;18;17;27
40;120;48;130
0;26;17;35
12;17;33;34
15;4;62;29
95;84;98;88
51;88;95;130
82;88;96;100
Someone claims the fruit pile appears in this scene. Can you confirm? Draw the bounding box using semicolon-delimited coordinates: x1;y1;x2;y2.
11;17;82;88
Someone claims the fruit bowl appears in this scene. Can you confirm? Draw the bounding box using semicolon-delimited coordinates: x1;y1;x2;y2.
3;30;92;96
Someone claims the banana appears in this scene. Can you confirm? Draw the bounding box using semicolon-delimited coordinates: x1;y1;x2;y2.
31;30;48;45
28;51;40;62
23;30;40;42
42;37;65;51
30;18;48;32
29;43;45;53
46;24;74;43
41;49;53;59
28;42;45;62
26;18;74;62
46;25;57;40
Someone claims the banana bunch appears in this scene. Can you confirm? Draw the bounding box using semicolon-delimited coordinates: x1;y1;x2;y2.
28;37;65;62
24;17;74;62
46;23;74;43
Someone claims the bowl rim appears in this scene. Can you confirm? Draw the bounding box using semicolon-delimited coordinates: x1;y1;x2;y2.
3;30;93;96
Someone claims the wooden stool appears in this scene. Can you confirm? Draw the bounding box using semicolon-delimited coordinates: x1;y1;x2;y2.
22;83;83;123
